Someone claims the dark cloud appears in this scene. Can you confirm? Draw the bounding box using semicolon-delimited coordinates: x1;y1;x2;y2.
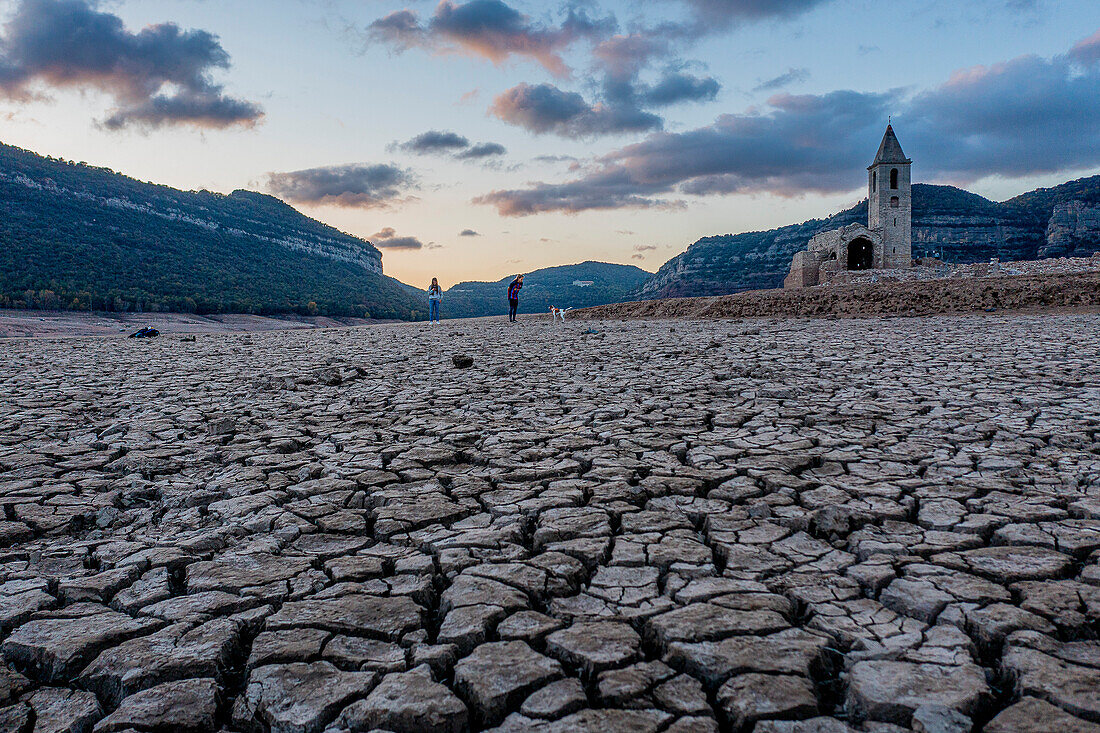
490;83;589;132
592;35;719;120
476;45;1100;215
474;167;678;216
367;1;825;143
1069;29;1100;67
906;52;1100;180
0;0;261;129
613;0;833;44
634;244;658;251
367;10;423;50
367;0;615;77
371;227;425;249
376;236;425;249
102;89;262;130
477;89;884;214
266;163;417;208
753;67;810;92
393;129;506;160
679;0;832;30
398;129;471;153
489;30;719;140
367;6;738;140
631;253;645;259
533;154;580;163
457;141;507;159
459;229;480;236
642;71;720;106
490;81;661;137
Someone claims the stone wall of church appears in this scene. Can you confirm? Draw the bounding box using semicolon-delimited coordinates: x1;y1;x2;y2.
784;128;913;288
871;163;913;268
783;250;823;288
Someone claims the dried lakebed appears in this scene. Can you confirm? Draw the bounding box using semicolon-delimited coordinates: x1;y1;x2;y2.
1;313;1098;733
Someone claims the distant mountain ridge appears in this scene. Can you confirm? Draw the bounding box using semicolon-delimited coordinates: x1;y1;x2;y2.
443;261;651;319
0;141;422;318
0;142;654;320
3;140;1097;318
640;177;1100;299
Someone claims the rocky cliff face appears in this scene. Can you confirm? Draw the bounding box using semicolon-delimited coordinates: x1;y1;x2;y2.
639;207;865;299
641;178;1100;299
1041;201;1100;258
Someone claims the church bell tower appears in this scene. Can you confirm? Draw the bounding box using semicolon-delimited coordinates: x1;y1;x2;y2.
867;125;912;269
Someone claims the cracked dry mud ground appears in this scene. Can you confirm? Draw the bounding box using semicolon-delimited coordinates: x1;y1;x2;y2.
1;313;1098;733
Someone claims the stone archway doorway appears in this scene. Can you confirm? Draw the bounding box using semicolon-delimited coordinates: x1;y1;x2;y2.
847;237;873;271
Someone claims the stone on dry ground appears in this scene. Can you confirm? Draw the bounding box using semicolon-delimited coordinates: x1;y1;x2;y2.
338;667;467;733
0;312;1098;731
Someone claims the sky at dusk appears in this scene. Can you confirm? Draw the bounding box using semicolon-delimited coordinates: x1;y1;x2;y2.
1;0;1098;288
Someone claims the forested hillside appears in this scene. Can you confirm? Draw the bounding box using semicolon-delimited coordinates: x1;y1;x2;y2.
0;142;424;319
443;262;652;318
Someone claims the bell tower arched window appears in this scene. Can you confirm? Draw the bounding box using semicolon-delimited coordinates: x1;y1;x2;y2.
872;171;877;192
890;168;899;189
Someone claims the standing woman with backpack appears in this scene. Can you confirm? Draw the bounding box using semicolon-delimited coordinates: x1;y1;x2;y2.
507;274;523;323
428;277;442;324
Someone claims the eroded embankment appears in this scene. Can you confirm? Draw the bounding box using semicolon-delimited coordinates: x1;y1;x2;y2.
575;271;1100;320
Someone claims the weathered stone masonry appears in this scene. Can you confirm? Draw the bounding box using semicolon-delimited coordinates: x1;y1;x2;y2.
786;126;914;288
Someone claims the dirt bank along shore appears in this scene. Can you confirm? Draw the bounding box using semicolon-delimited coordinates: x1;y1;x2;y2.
575;271;1100;320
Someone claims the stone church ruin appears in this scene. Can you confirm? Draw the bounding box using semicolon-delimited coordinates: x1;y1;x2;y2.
785;125;913;288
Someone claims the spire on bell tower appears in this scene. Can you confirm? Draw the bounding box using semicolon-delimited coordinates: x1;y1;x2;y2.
868;125;913;268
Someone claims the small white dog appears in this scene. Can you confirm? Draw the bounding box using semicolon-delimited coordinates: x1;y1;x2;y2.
549;306;572;323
